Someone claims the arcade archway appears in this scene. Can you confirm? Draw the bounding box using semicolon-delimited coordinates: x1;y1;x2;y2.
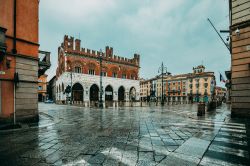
105;85;113;101
105;85;113;107
118;86;125;101
129;87;136;101
72;83;84;102
90;84;99;101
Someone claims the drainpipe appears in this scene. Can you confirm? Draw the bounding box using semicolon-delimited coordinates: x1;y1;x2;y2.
0;81;1;115
12;0;17;54
14;82;16;125
13;0;17;124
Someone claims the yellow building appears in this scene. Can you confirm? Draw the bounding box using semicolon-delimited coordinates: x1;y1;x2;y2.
187;65;216;102
38;74;48;102
140;65;216;103
215;86;227;100
166;74;187;102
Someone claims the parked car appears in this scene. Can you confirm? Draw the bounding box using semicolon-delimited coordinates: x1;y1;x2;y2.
44;99;54;104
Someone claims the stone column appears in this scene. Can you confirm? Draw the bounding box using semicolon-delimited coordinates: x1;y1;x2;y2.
125;91;129;107
84;89;90;107
113;91;118;108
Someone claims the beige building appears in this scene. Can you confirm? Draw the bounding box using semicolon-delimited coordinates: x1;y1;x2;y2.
140;65;216;103
186;65;215;102
166;74;187;102
38;74;48;102
215;86;227;100
140;79;151;101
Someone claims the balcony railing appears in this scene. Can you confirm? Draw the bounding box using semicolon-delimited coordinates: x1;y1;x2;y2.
38;50;51;77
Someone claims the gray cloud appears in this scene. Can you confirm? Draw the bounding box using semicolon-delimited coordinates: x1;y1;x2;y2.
39;0;230;87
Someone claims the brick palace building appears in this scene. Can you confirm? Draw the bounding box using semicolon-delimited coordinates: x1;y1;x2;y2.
56;35;140;107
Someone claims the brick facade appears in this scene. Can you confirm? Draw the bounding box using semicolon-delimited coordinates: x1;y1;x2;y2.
56;35;140;106
230;0;250;117
0;0;40;123
56;35;140;80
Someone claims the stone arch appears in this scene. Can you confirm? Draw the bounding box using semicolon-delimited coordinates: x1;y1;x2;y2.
105;85;113;101
72;83;84;102
90;84;99;101
118;86;125;101
129;87;136;101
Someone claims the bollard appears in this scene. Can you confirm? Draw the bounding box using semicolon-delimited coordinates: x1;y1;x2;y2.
207;101;216;111
197;102;205;116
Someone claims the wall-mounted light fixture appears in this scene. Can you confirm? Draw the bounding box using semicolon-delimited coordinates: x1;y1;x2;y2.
0;27;7;62
235;28;240;37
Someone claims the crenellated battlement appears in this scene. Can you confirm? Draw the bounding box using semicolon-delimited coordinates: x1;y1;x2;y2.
61;35;140;67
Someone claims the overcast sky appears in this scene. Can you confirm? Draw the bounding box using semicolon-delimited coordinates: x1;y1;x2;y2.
39;0;230;87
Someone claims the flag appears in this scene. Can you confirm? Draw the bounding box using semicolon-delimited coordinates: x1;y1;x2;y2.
220;73;226;83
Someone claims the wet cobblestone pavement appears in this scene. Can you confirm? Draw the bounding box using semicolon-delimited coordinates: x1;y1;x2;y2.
0;103;249;166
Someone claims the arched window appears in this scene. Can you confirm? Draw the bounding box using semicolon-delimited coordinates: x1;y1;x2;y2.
101;66;107;77
111;66;119;78
122;73;127;79
74;67;82;73
87;63;96;75
112;72;117;78
89;69;95;75
131;74;135;80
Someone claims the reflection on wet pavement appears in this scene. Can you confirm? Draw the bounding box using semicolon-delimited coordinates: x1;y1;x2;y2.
0;103;249;166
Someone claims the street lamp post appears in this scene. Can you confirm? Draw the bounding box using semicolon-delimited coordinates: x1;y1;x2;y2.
99;49;104;108
158;62;167;106
69;67;73;105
